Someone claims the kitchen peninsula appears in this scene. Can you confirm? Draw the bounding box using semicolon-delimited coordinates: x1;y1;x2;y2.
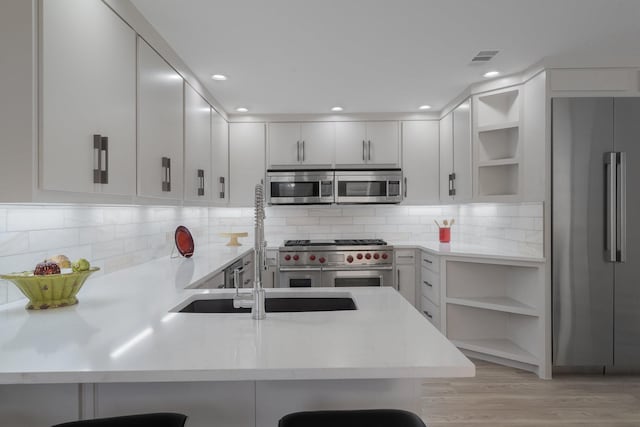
0;246;474;427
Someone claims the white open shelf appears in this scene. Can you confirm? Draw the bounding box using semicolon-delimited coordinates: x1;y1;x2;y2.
477;126;519;162
477;164;519;196
451;338;538;366
446;296;538;316
476;88;520;128
477;121;520;133
446;304;540;366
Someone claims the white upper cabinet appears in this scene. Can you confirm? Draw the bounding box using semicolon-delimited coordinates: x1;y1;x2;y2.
268;122;335;168
439;113;454;201
402;121;439;204
440;101;472;202
40;0;136;195
335;122;399;167
211;108;229;206
184;83;211;202
229;123;265;207
137;38;184;200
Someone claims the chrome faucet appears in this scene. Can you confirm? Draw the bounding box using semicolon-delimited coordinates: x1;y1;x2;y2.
233;184;267;319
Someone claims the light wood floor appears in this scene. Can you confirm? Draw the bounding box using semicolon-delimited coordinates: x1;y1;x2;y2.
421;359;640;427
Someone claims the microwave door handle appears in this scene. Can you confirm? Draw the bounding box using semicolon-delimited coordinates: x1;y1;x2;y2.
605;152;617;262
618;152;627;262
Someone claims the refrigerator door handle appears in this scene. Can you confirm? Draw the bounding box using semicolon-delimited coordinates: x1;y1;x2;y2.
605;152;617;262
618;151;627;262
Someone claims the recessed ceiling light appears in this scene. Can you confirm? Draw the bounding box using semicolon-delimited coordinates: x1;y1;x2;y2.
418;105;432;110
235;107;248;113
483;70;500;78
211;74;227;81
331;106;344;112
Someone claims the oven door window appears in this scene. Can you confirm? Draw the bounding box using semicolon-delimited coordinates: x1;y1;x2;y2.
271;182;319;198
338;181;387;197
334;277;382;287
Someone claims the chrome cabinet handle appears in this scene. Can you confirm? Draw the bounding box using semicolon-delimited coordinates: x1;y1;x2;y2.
397;269;400;291
302;140;305;162
197;169;205;196
162;157;171;192
605;153;616;262
368;140;371;161
297;141;300;162
423;258;433;264
93;134;109;184
423;310;433;319
618;152;626;262
404;177;407;197
448;173;456;196
362;140;366;161
423;280;433;287
219;176;225;199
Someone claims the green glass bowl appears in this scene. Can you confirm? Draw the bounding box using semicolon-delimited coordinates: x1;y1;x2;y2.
0;268;99;310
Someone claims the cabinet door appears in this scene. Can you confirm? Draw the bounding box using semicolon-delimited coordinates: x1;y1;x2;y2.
184;84;211;202
335;122;367;166
268;123;300;167
300;122;335;167
366;121;399;166
137;38;184;200
397;264;416;306
229;123;265;207
211;108;229;206
452;101;472;201
41;0;136;195
439;113;454;201
402;121;439;204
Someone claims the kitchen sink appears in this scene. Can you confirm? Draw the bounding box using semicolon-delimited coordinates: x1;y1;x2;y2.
177;293;357;314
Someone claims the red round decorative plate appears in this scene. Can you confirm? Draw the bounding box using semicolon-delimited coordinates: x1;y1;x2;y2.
174;226;195;258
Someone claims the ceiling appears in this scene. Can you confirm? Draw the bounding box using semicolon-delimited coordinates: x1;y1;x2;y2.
130;0;640;115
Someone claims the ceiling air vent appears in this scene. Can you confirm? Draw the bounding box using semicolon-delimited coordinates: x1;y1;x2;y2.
470;50;499;63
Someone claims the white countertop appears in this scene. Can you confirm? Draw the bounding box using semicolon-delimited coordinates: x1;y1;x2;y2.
391;240;545;263
0;245;474;384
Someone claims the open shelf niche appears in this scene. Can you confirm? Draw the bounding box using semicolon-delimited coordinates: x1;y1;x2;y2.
474;87;522;199
443;259;546;373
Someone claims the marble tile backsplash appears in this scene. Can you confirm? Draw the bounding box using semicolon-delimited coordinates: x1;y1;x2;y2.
209;203;544;256
0;205;209;306
0;202;543;306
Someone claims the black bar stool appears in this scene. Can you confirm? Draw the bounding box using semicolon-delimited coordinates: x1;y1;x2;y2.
51;412;187;427
278;409;427;427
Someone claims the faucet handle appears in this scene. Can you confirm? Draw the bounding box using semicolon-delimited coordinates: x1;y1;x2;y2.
233;267;241;296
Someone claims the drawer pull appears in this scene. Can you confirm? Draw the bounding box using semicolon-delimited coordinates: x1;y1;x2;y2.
423;280;433;287
423;310;433;319
423;258;433;264
398;255;414;259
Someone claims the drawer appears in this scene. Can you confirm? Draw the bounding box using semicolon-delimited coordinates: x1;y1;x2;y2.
421;267;440;306
421;296;441;330
395;249;416;265
421;251;439;273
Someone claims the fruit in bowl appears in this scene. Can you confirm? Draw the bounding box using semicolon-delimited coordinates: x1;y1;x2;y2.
1;257;98;310
47;254;71;269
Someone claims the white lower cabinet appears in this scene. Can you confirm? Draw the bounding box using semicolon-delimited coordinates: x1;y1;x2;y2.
419;251;441;329
40;0;136;196
184;84;212;202
137;38;184;200
395;249;417;306
229;122;266;207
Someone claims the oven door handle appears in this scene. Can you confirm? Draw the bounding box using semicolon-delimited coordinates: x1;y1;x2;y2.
321;266;393;271
279;267;323;272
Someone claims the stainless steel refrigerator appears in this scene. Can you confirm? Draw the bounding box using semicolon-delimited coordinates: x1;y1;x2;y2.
552;97;640;370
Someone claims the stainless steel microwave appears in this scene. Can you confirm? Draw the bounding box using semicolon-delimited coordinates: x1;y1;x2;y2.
267;170;334;205
334;169;403;204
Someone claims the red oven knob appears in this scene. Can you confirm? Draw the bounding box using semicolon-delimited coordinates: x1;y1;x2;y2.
373;253;380;259
346;255;354;263
319;257;326;264
381;253;388;259
357;253;363;260
284;255;291;261
293;255;299;261
365;253;372;260
309;255;316;261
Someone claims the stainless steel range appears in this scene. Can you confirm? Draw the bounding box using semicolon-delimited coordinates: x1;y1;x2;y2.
278;239;394;288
